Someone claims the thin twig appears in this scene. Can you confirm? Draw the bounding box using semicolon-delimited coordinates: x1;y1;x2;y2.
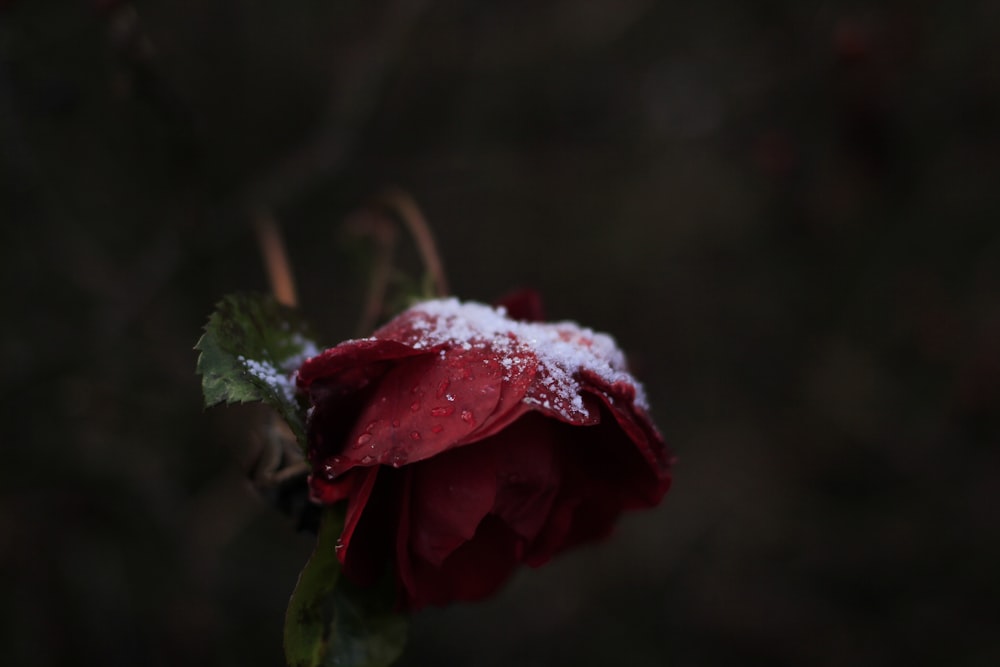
252;211;298;307
345;208;399;334
376;187;450;297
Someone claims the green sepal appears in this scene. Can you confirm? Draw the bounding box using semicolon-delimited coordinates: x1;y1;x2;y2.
195;292;317;448
285;507;407;667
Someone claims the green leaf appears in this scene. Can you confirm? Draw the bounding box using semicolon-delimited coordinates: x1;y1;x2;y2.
195;292;318;447
285;508;408;667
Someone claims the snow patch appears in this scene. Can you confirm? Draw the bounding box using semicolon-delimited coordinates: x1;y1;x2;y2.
383;298;649;420
237;331;319;403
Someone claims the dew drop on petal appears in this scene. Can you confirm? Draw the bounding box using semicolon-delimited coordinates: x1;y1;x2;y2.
360;455;375;464
409;430;422;441
410;401;421;412
356;433;372;446
392;419;400;428
460;409;475;425
431;424;444;433
430;406;454;417
436;380;450;398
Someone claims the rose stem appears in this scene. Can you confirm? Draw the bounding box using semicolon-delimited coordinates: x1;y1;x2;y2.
252;210;299;307
376;187;450;298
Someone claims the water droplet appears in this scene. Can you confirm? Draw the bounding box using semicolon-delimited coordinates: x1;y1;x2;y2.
445;393;455;402
460;409;475;424
388;450;408;468
356;433;372;446
409;430;422;440
436;380;450;398
335;538;344;552
430;406;454;417
410;401;421;412
392;419;400;427
431;424;444;434
360;455;375;464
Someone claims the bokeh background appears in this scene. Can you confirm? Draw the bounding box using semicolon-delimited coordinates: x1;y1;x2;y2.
3;1;999;665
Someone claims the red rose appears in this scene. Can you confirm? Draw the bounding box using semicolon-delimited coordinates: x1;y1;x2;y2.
296;295;672;610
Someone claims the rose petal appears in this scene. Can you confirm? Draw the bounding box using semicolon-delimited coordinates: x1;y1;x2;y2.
522;375;604;427
455;347;537;445
301;339;435;470
523;405;669;564
336;466;381;583
578;368;673;503
308;471;354;505
408;443;498;567
402;516;522;609
493;288;546;322
297;338;428;389
338;466;410;587
394;468;416;603
332;345;505;475
523;495;580;567
488;414;560;543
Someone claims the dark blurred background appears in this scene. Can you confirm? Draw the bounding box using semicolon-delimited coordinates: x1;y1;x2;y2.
3;1;999;665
